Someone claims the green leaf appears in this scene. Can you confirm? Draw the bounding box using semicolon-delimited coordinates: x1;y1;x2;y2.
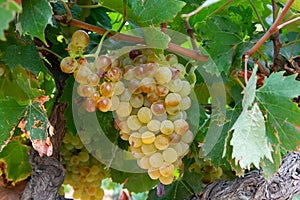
143;28;170;49
0;98;26;150
16;74;43;100
260;145;281;179
25;101;48;141
0;140;31;183
18;0;52;44
3;44;47;75
280;0;300;11
230;103;273;169
130;0;185;25
110;168;158;193
147;179;194;200
256;73;300;150
0;1;22;41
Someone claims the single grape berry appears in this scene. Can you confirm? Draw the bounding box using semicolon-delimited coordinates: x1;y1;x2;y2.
60;57;78;74
71;30;90;48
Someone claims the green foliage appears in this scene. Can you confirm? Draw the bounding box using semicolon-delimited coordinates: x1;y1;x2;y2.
3;43;48;75
129;0;186;25
257;73;300;150
18;0;52;44
0;0;22;41
0;139;31;183
0;0;300;199
0;98;26;150
110;169;158;193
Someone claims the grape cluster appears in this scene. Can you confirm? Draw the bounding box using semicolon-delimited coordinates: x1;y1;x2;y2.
189;162;223;184
60;132;108;200
60;30;196;185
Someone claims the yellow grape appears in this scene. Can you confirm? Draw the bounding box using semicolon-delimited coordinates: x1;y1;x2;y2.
165;93;181;107
60;56;78;74
151;101;166;116
154;134;170;150
137;107;152;123
159;174;174;185
148;167;160;180
84;98;96;112
160;120;174;135
162;148;178;163
127;115;142;131
159;162;174;177
130;93;144;108
178;80;192;97
71;30;90;48
147;119;161;132
129;132;142;148
106;67;122;82
94;55;111;71
140;77;156;93
116;101;132;117
100;81;114;97
181;130;194;144
113;81;125;95
180;96;192;110
141;143;157;155
138;156;151;169
155;84;169;97
168;79;183;93
154;66;172;84
141;131;156;144
131;147;144;158
149;152;164;168
78;151;89;162
173;119;189;135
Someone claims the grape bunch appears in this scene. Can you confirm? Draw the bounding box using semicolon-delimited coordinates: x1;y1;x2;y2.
60;30;196;185
189;162;223;184
60;132;109;200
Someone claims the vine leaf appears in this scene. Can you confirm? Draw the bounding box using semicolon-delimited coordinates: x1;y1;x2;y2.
230;103;273;169
3;44;48;75
0;140;31;183
147;179;194;200
143;28;170;49
110;168;158;193
229;66;273;170
0;1;22;41
18;0;52;44
0;98;26;151
256;72;300;150
130;0;186;25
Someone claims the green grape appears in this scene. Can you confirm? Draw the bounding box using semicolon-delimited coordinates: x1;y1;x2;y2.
147;119;161;132
168;79;183;93
78;151;89;162
165;54;178;65
113;81;125;96
178;80;192;97
74;64;92;84
180;96;192;111
86;73;100;86
71;30;90;48
181;130;194;144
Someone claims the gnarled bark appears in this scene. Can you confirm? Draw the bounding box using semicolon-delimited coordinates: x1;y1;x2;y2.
188;150;300;200
21;103;67;200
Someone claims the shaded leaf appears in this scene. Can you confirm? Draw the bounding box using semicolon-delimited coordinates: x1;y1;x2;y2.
147;179;194;200
0;98;26;150
0;140;31;183
0;1;22;41
3;44;48;75
18;0;52;44
110;169;158;193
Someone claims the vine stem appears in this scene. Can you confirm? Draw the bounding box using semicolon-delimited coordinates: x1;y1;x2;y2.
37;47;63;60
246;0;295;58
84;31;111;60
278;16;300;30
53;15;209;62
